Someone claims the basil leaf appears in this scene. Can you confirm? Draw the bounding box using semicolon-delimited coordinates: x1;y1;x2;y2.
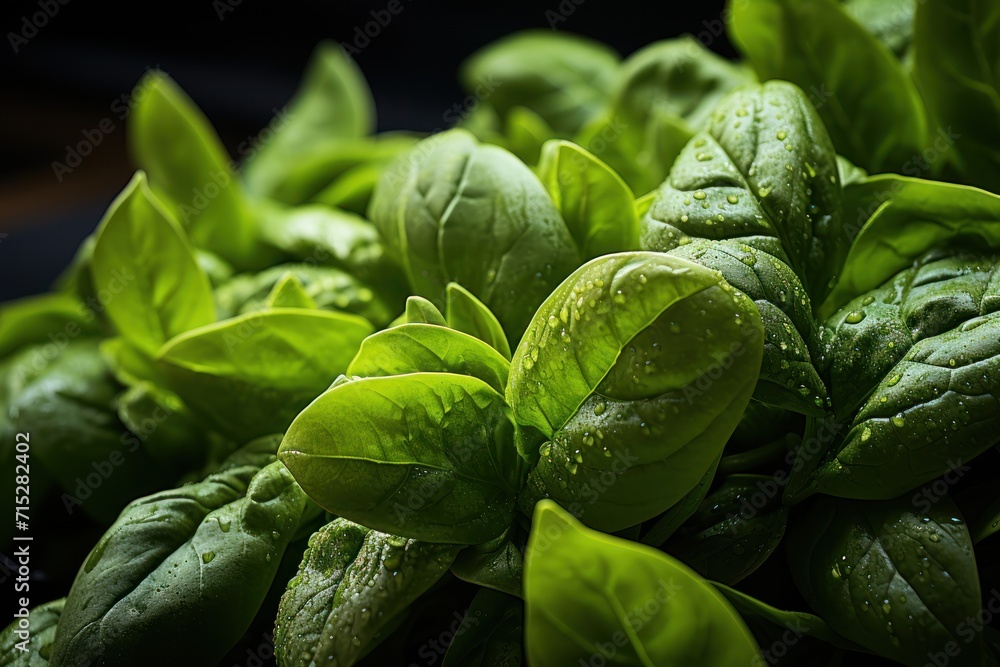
666;474;789;585
0;293;96;360
275;518;459;667
820;177;1000;319
244;41;375;198
347;323;510;394
641;81;844;302
807;307;1000;501
129;73;269;269
714;584;863;651
665;239;827;415
460;31;620;136
257;201;407;303
158;309;373;441
536;139;640;260
7;339;172;523
640;451;721;547
914;0;1000;192
730;0;928;173
91;172;215;356
788;495;984;666
264;274;317;310
51;458;307;666
368;129;581;342
279;373;522;544
445;282;512;360
441;589;523;667
1;598;63;666
508;252;762;531
249;134;416;206
841;0;915;56
404;295;447;326
611;36;756;133
451;525;526;598
524;500;761;666
214;263;392;326
504;106;556;166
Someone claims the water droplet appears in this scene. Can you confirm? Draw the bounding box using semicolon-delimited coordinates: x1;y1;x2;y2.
202;552;216;564
891;414;906;428
693;190;707;200
861;427;872;442
594;402;606;415
777;131;787;141
845;310;866;324
887;374;901;386
727;194;739;204
758;187;771;198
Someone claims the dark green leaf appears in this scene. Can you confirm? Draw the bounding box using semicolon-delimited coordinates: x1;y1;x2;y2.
368;129;581;342
508;252;762;531
524;500;761;666
787;495;984;667
445;282;512;360
279;372;522;544
442;589;523;667
51;458;307;667
274;518;459;667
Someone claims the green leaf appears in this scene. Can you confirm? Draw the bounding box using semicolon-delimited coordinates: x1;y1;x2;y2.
445;282;512;360
1;598;63;666
665;239;827;415
576;108;692;198
312;160;385;214
804;303;1000;501
504;106;556;165
841;0;916;56
249;134;416;205
347;323;510;394
730;0;928;172
0;292;96;360
451;525;526;598
610;36;757;132
460;31;620;136
258;199;407;296
820;177;1000;319
536;139;640;260
91;172;215;356
279;373;523;544
713;584;862;651
274;518;459;667
914;0;1000;192
640;451;721;547
579;36;755;196
507;252;763;531
243;42;375;198
368;129;581;342
404;295;447;326
442;589;523;667
158;309;373;441
116;382;205;469
788;495;984;666
213;263;393;326
129;73;269;268
51;458;307;667
641;80;845;302
665;474;789;584
265;274;317;309
7;339;173;524
524;500;761;667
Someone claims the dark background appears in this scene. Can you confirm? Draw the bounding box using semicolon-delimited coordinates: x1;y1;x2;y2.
0;0;734;302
